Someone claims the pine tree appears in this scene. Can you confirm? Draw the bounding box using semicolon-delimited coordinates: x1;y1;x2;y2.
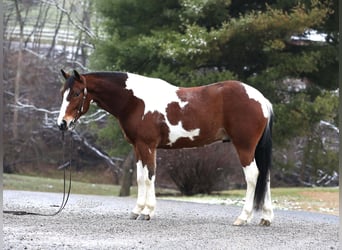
90;0;338;186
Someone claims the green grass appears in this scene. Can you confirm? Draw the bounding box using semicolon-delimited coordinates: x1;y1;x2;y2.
4;174;338;198
3;174;125;196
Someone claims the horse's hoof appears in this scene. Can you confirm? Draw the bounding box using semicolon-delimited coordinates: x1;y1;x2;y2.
130;212;139;220
233;218;247;226
259;219;271;226
137;214;151;221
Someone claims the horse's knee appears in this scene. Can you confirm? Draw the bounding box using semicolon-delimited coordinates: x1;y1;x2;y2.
243;160;259;186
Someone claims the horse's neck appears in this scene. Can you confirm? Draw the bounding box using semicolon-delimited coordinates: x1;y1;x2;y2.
88;75;130;118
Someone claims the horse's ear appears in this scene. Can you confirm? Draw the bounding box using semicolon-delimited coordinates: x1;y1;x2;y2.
61;69;69;79
73;70;81;81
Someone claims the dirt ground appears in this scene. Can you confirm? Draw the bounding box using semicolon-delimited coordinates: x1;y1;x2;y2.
3;190;339;249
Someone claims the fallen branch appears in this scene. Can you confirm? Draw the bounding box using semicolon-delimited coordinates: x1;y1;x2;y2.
71;130;123;169
319;120;339;133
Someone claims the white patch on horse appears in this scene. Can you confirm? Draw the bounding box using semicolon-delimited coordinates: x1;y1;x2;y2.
57;89;70;126
126;73;188;116
165;119;200;146
242;83;272;118
126;73;200;145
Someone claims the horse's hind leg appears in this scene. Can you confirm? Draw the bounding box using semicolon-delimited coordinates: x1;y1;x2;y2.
260;173;273;226
233;159;259;226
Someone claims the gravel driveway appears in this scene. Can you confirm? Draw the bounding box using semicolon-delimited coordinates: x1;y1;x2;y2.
4;190;339;249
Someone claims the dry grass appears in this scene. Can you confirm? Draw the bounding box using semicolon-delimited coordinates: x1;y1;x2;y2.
161;187;339;216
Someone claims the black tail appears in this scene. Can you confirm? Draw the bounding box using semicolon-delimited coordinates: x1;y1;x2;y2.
254;112;273;210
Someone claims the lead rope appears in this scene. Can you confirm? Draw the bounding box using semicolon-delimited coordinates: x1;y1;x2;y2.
3;131;72;216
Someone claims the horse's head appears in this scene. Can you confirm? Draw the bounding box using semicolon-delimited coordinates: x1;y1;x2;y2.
57;69;91;131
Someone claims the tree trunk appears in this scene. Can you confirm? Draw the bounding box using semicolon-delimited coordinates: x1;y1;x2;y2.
81;1;92;66
13;0;24;139
24;2;43;48
119;150;135;197
37;4;50;53
47;0;66;58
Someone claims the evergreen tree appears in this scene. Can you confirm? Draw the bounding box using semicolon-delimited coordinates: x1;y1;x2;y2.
90;0;338;185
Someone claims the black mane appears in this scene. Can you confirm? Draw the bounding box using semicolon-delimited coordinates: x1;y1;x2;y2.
84;71;128;86
84;71;128;79
66;75;75;88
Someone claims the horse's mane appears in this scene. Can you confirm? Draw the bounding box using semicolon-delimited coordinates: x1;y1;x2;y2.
84;71;127;79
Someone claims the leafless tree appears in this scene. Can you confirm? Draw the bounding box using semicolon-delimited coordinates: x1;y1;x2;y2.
119;150;135;196
4;0;100;177
12;0;25;139
47;0;66;57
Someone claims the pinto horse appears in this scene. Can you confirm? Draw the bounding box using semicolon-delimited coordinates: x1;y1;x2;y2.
57;69;274;226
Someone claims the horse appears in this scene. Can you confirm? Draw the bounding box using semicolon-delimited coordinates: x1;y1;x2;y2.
57;69;274;226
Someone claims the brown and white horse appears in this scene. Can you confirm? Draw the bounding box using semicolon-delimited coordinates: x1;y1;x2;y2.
57;70;274;226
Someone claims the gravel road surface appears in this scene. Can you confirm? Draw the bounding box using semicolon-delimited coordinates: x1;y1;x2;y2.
4;190;339;249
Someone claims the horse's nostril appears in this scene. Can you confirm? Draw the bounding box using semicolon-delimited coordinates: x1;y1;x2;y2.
58;120;67;131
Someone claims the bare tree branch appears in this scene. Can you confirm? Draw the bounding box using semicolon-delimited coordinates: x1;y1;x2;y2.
71;130;123;168
9;100;109;126
8;99;120;167
24;47;46;59
66;59;88;71
47;0;66;57
42;0;96;40
320;120;339;133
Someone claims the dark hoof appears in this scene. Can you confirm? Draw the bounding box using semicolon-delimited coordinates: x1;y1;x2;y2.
130;212;139;220
259;219;271;226
137;214;151;221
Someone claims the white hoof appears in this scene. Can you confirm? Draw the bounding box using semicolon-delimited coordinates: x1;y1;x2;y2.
233;218;247;226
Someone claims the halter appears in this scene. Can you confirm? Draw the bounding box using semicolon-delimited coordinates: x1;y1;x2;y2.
77;77;88;117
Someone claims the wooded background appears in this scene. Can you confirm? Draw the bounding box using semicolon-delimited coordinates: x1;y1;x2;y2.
3;0;339;195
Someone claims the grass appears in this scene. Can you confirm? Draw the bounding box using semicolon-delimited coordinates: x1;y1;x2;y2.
4;174;339;215
3;174;124;196
162;187;339;215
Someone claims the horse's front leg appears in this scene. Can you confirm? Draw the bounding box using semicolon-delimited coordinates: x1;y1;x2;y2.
130;144;156;220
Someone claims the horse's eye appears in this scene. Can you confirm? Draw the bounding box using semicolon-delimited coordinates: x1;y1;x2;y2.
73;92;80;97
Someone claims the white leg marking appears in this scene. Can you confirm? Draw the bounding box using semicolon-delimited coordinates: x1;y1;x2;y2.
57;89;70;126
234;159;259;226
141;174;156;217
132;161;146;215
132;160;156;218
262;173;274;222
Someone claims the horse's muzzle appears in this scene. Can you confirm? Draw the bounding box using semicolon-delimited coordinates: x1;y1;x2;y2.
58;120;68;131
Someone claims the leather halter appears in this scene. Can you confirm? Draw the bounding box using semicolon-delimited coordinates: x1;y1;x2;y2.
76;77;88;118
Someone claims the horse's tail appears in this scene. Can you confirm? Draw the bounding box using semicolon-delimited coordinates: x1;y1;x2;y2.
254;102;273;210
